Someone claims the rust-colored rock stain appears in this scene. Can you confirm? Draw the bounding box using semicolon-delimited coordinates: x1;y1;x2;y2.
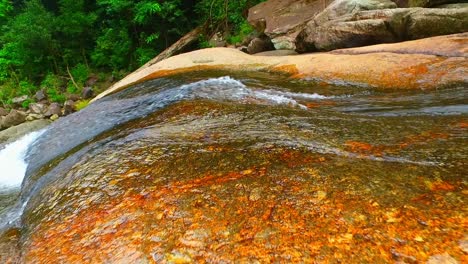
13;100;466;263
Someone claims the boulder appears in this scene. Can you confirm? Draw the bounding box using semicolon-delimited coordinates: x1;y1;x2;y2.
406;8;468;40
50;114;59;121
44;103;62;117
296;7;468;52
407;0;460;7
314;0;397;25
34;90;47;102
81;87;94;99
0;107;8;116
247;37;274;54
26;113;44;121
63;100;76;115
85;76;99;87
66;93;81;101
11;95;28;105
1;109;26;129
248;0;334;50
435;3;468;8
29;103;47;115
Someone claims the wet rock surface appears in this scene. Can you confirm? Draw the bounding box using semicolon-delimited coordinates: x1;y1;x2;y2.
0;72;465;263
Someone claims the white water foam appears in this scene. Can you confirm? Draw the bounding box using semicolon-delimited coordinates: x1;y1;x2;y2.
0;129;46;190
186;76;331;109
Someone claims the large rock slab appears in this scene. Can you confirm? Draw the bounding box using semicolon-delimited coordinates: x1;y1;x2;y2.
296;7;468;52
330;33;468;57
92;33;467;103
248;0;334;50
0;119;51;145
314;0;397;25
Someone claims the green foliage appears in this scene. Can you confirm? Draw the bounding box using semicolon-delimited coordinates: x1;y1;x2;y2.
18;80;37;96
0;0;261;106
134;2;161;24
46;87;66;104
195;0;264;45
70;63;89;86
21;98;34;109
0;0;57;79
75;99;90;111
0;0;12;18
41;73;63;90
92;25;133;69
0;81;15;106
228;21;254;44
198;35;214;49
41;74;66;103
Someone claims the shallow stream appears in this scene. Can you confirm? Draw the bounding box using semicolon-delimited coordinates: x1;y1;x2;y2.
1;71;466;263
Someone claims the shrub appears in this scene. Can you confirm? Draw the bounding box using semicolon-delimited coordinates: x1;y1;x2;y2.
75;99;90;111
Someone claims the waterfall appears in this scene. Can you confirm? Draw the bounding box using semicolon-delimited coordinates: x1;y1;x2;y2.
0;129;46;190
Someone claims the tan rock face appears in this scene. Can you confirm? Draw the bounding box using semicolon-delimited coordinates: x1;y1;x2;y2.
92;33;467;102
296;7;468;52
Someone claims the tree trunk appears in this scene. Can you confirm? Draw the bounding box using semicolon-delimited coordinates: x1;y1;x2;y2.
136;23;208;73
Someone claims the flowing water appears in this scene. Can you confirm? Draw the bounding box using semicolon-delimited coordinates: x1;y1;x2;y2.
0;71;467;263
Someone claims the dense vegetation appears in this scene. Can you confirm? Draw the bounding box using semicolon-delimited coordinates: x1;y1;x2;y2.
0;0;264;108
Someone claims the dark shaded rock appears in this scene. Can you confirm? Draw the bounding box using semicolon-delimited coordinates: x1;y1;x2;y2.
85;76;99;87
81;87;94;99
247;37;274;54
29;103;47;115
44;103;62;117
248;0;334;50
34;90;47;102
66;93;81;101
11;95;28;105
63;100;76;115
0;107;8;117
237;46;249;53
1;109;26;129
